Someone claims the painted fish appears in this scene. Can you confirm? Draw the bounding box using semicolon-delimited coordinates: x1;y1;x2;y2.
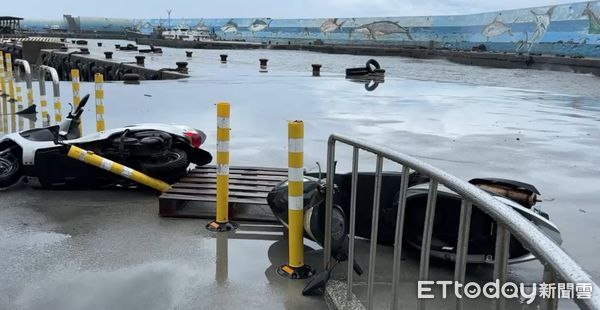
354;21;412;40
482;16;513;39
248;19;272;32
221;19;238;33
530;6;555;48
582;2;600;34
516;32;529;51
320;18;345;34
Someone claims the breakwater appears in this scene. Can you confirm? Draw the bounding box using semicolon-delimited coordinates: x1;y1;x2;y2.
38;50;188;81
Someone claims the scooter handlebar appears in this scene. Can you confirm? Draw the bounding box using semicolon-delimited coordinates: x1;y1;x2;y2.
75;94;90;113
73;94;90;119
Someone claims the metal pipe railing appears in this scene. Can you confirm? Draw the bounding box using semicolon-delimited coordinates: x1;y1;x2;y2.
38;65;61;126
324;133;600;310
346;147;359;301
13;59;32;98
453;200;473;310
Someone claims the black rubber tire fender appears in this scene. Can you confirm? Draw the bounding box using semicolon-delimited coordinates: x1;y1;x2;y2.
365;59;381;72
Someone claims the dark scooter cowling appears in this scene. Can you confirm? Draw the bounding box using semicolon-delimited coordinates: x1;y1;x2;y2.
267;168;562;294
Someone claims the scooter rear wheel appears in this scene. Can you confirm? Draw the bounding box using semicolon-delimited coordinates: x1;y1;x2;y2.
138;149;189;184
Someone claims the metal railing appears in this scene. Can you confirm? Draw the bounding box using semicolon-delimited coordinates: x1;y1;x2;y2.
38;65;61;126
323;134;600;310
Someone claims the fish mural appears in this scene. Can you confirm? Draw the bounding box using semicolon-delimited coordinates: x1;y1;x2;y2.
112;1;600;58
302;27;310;36
529;6;555;48
354;21;413;40
321;18;345;34
482;16;513;40
195;20;209;31
582;2;600;34
248;19;272;33
516;32;529;51
221;19;238;33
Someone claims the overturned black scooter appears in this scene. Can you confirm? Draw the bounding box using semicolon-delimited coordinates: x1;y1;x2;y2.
266;168;562;294
0;94;212;189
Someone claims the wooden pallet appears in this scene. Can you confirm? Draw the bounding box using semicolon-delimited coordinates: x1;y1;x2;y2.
159;165;288;222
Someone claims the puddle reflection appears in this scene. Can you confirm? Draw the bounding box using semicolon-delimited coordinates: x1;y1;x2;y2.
215;232;228;284
346;76;385;92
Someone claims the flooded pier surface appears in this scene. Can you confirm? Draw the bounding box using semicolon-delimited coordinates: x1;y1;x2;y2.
1;39;600;309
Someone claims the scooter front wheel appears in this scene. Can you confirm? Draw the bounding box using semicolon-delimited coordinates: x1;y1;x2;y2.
0;154;22;188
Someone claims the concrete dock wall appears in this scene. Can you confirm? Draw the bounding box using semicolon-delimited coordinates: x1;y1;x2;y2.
38;50;188;82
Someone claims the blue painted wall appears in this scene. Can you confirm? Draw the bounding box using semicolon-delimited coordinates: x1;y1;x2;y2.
21;1;600;57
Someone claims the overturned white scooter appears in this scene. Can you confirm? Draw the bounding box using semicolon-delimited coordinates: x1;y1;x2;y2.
0;94;212;189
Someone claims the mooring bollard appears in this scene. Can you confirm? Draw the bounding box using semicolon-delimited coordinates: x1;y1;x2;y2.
312;64;322;77
220;54;228;63
94;73;105;132
5;53;15;101
135;55;145;66
207;102;238;232
0;52;6;96
259;58;268;72
186;51;193;57
104;51;113;59
115;44;121;49
97;42;103;47
277;120;315;279
175;61;188;73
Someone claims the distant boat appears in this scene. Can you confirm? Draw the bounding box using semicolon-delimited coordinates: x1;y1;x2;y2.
124;28;150;40
161;25;215;41
125;26;167;40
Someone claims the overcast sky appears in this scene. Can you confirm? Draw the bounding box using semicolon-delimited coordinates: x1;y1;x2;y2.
4;0;583;19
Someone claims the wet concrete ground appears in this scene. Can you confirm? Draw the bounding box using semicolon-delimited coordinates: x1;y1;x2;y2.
0;187;326;310
1;39;599;309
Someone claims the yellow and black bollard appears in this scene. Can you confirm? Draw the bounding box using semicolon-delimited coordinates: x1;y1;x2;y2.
0;52;6;96
5;53;15;102
71;69;81;130
53;92;62;123
71;69;81;107
1;96;7;133
66;145;171;192
16;86;23;131
207;102;238;232
94;73;105;132
277;120;315;279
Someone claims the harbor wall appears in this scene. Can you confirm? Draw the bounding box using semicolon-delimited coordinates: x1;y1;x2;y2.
19;1;600;57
